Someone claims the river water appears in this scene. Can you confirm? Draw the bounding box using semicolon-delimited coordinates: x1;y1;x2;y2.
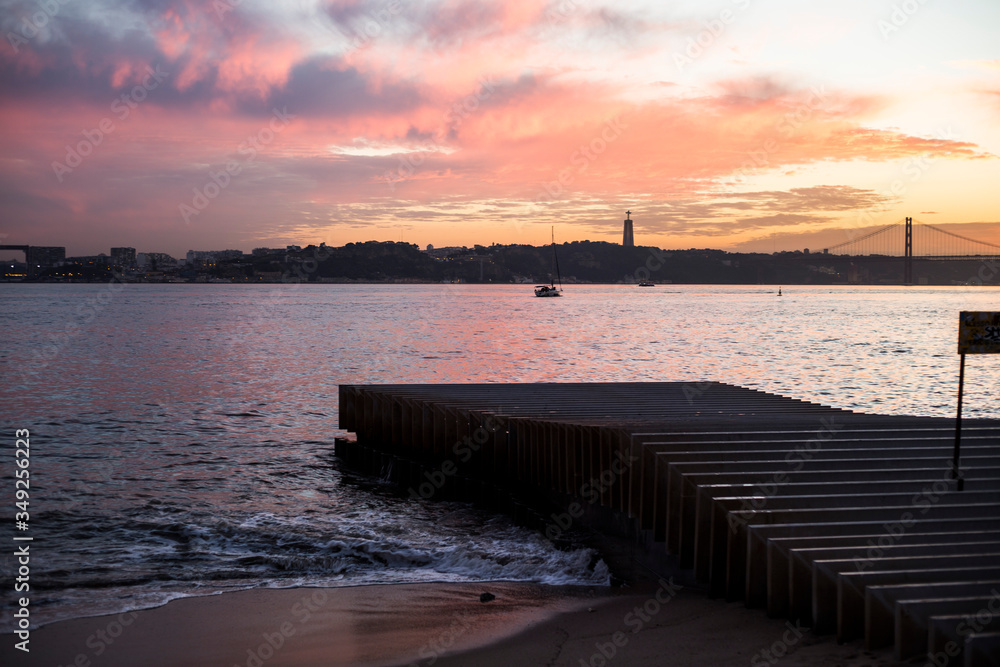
1;283;998;630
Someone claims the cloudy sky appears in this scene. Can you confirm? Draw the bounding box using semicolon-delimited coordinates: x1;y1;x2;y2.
1;0;999;257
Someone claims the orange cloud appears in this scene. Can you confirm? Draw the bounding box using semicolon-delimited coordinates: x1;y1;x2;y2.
2;1;998;254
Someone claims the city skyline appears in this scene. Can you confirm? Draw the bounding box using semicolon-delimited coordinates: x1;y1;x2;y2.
2;1;1000;258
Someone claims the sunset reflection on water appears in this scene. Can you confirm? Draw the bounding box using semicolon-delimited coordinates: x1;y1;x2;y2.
1;282;998;629
5;283;998;426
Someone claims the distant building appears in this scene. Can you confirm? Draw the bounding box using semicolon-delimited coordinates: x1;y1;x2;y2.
424;246;466;259
185;251;215;268
186;249;244;266
622;211;634;247
110;247;137;270
3;261;26;279
137;252;177;271
25;246;66;276
64;254;109;268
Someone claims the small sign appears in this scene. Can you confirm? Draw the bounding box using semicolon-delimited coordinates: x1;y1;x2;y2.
958;311;1000;354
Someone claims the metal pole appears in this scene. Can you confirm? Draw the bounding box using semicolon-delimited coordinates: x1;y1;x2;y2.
952;353;966;491
904;217;913;285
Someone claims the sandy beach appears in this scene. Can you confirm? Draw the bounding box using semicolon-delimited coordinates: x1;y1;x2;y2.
2;580;904;667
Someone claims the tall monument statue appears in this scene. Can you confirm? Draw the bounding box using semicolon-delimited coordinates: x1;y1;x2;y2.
623;210;634;247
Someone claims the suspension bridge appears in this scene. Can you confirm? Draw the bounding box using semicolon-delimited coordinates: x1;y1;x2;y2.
823;217;1000;284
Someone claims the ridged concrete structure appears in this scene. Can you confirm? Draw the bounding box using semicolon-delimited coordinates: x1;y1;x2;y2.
337;382;1000;665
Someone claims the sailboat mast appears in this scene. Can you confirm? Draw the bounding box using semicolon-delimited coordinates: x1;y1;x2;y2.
551;226;562;289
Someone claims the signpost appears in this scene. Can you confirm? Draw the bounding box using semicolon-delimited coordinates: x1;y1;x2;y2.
954;311;1000;491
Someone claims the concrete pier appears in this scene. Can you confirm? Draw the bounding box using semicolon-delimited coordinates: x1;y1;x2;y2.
337;381;1000;665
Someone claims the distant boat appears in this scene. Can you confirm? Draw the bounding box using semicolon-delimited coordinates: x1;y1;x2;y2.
638;281;655;287
534;284;560;297
535;227;562;297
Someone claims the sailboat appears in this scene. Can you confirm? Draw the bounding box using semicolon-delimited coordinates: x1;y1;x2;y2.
534;227;562;297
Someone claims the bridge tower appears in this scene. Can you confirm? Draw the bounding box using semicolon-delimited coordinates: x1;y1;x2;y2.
904;216;913;284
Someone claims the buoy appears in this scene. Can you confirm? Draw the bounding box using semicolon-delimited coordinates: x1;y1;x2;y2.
778;287;782;296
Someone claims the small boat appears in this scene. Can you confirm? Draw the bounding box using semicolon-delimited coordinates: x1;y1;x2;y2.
535;227;563;297
638;281;655;287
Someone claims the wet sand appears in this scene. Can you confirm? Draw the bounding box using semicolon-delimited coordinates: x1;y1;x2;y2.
1;581;904;667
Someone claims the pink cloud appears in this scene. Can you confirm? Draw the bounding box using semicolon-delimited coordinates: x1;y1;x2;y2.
1;2;997;254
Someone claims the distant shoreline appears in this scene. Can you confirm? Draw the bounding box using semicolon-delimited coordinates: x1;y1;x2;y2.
2;280;993;286
6;240;996;286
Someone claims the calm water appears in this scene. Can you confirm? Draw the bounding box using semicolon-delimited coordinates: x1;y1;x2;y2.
1;283;998;630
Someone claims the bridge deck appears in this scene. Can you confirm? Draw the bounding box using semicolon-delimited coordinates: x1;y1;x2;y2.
337;381;1000;666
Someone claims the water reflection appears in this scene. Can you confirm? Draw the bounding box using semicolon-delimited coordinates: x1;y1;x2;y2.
4;284;998;422
1;283;998;629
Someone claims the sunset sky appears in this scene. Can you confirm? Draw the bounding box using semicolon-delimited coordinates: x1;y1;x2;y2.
1;0;999;258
